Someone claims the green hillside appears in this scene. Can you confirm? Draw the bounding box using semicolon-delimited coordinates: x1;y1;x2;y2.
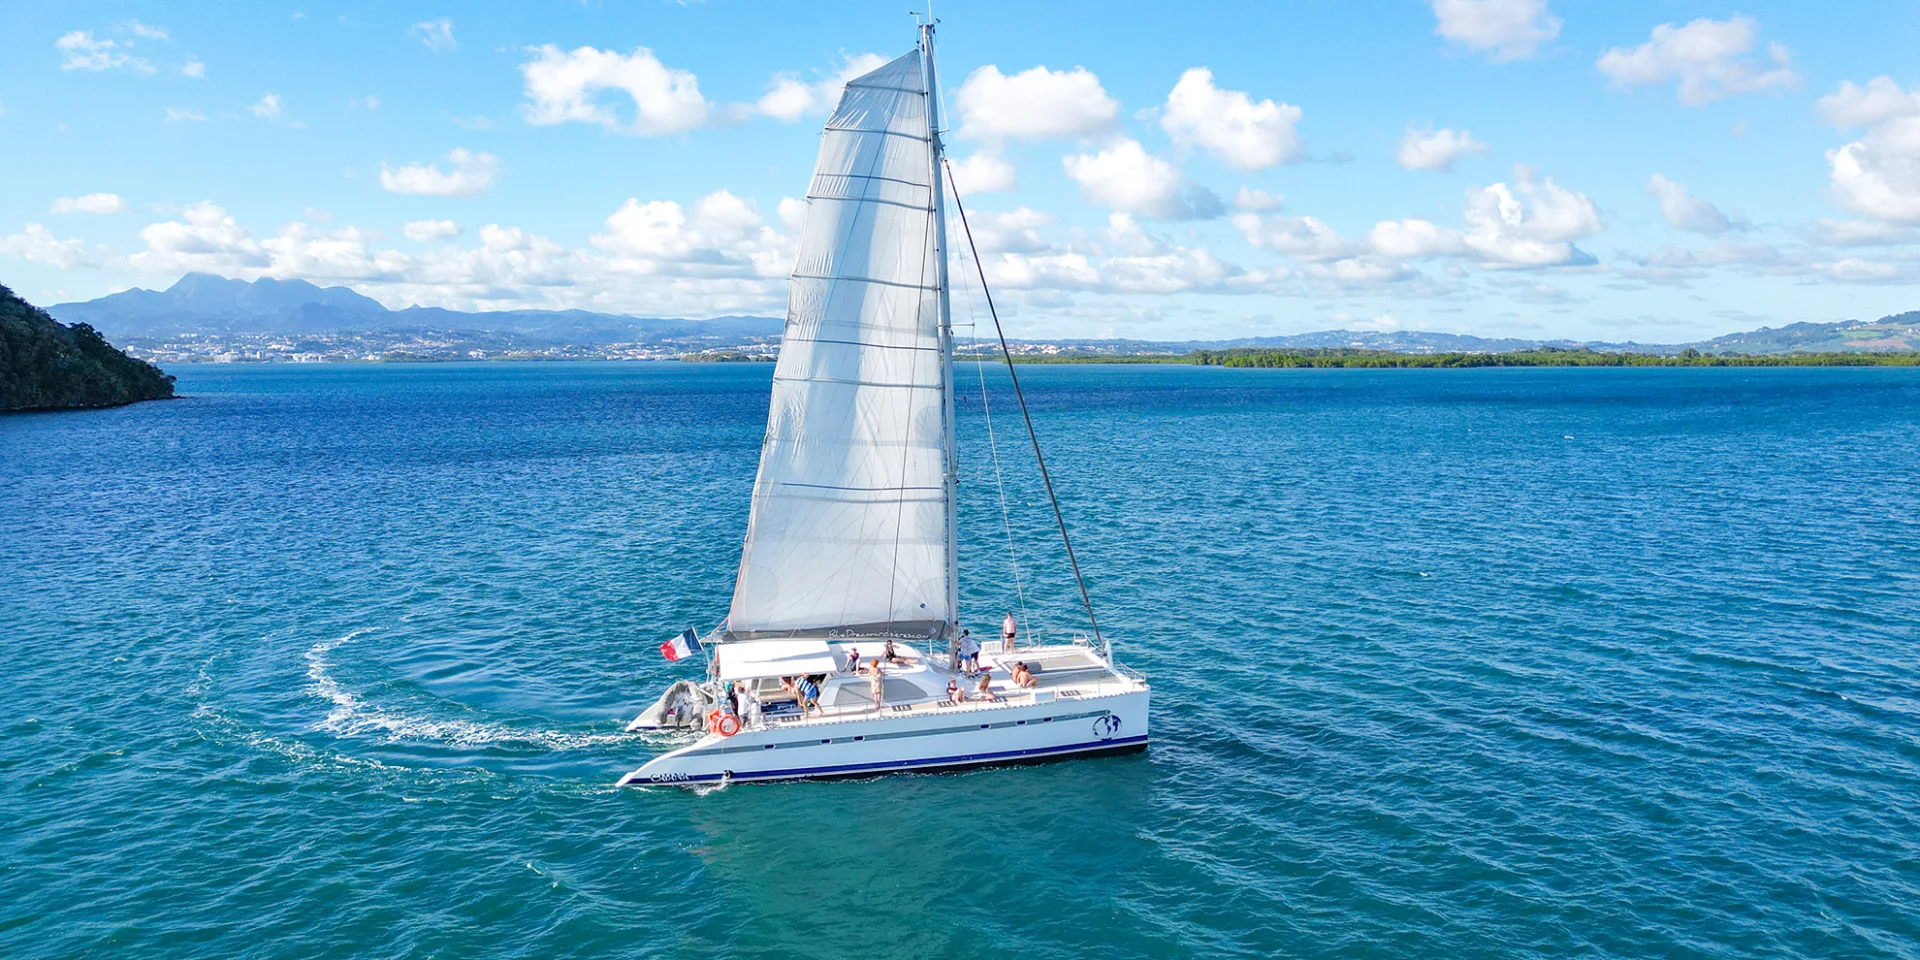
2;282;176;412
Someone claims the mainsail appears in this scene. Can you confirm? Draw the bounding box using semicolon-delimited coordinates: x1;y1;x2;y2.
724;47;956;642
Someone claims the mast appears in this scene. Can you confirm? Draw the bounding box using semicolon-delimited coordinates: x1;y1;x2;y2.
922;20;960;644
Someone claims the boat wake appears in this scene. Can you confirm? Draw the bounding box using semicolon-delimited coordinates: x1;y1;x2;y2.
304;631;634;752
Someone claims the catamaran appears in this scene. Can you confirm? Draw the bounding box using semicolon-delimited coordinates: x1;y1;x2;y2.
619;21;1149;787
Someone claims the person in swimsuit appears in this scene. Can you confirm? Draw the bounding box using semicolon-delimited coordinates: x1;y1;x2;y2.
1002;612;1017;653
883;639;904;664
976;673;997;702
1012;662;1037;689
844;647;860;674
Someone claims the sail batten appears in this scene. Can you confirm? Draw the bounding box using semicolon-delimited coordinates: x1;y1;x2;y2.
724;48;953;644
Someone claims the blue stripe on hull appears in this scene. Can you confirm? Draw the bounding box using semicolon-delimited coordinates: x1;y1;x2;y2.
630;734;1149;786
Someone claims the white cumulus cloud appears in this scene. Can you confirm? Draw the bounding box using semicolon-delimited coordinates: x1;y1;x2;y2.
182;58;206;78
1647;173;1736;233
965;207;1054;255
57;29;155;74
519;45;709;136
1159;68;1303;171
1828;118;1920;224
1427;0;1561;62
1802;218;1918;247
1818;77;1920;129
1817;78;1920;223
1396;127;1489;172
956;65;1118;141
380;148;502;197
411;18;456;52
1232;187;1283;212
164;106;205;123
130;201;268;275
0;223;93;268
1461;165;1602;266
251;93;283;119
1597;17;1796;106
1368;218;1469;258
591;190;790;278
403;219;461;242
755;53;890;121
51;193;126;215
1063;139;1221;220
1234;212;1364;261
948;151;1017;195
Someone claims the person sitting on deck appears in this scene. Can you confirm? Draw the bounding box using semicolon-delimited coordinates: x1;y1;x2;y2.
844;647;860;674
1011;662;1037;689
946;678;964;704
975;673;997;702
883;639;905;664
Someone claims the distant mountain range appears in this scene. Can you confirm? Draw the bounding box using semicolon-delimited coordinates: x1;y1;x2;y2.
1033;314;1920;356
50;274;784;344
47;274;1920;356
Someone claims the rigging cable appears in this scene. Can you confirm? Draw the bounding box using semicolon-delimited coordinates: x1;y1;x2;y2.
941;156;1107;660
947;190;1034;649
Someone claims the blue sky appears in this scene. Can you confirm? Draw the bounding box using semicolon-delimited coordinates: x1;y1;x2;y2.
3;0;1918;341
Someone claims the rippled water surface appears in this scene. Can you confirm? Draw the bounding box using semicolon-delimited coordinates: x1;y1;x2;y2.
4;362;1919;959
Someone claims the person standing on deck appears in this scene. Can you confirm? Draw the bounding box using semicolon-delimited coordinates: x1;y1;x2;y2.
958;630;981;674
1002;613;1017;653
867;659;885;711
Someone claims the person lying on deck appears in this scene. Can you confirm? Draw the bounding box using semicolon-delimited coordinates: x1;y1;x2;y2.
1011;662;1037;689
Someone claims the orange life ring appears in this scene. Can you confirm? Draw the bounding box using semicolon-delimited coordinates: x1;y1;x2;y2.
707;710;723;733
716;714;742;737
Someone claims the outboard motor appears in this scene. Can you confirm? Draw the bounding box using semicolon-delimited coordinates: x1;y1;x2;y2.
627;679;716;732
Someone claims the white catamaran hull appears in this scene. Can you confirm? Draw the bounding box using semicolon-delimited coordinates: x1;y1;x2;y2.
620;687;1147;786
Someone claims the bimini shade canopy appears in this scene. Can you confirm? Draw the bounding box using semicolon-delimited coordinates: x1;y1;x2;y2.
715;640;839;681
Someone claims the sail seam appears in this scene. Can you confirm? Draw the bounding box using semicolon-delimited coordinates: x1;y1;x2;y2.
812;172;930;189
790;273;937;291
784;337;941;352
781;482;944;492
771;375;942;390
801;194;932;213
824;127;930;142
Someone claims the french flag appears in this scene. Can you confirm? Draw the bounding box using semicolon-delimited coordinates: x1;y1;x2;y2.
660;628;702;662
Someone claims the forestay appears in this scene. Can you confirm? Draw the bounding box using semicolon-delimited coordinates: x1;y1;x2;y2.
725;49;953;643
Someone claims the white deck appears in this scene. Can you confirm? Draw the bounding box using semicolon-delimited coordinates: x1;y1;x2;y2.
623;641;1149;785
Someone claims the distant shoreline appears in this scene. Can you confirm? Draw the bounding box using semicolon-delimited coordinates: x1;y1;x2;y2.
152;349;1920;369
970;348;1920;368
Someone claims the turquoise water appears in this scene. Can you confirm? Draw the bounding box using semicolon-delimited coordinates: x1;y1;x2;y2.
4;362;1919;959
